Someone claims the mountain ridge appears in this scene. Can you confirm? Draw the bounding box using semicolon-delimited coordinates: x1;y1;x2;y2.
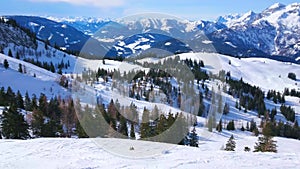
2;2;300;62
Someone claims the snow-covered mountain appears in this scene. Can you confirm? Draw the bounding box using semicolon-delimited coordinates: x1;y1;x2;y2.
2;2;300;61
5;16;105;53
47;15;221;57
211;3;300;60
47;16;112;36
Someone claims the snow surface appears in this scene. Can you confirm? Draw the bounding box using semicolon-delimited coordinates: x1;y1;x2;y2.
202;40;213;44
170;53;300;92
0;135;299;169
0;53;69;99
224;42;237;48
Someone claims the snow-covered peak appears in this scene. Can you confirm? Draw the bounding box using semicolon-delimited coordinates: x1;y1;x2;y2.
267;3;286;10
117;16;192;33
239;10;257;22
216;14;241;26
225;11;257;27
254;2;300;28
46;16;110;23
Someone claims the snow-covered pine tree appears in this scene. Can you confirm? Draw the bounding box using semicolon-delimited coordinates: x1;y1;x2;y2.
224;135;236;151
189;126;199;147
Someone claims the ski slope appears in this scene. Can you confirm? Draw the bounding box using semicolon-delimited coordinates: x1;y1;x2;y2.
0;134;299;169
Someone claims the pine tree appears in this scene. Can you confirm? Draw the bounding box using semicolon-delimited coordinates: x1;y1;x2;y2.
18;63;23;73
249;119;257;132
189;126;198;147
42;120;60;137
1;104;29;139
75;119;88;138
5;87;15;105
246;122;250;131
140;107;151;139
0;87;5;106
254;121;277;152
241;124;245;131
253;127;259;136
118;115;128;137
3;59;9;69
31;109;44;137
50;62;55;73
24;91;31;111
151;105;159;121
225;135;236;151
254;136;277;153
235;100;239;109
216;119;222;132
130;123;135;139
270;108;277;121
223;103;230;115
62;99;76;137
108;99;117;121
16;52;20;59
38;93;48;116
15;90;24;109
57;68;62;75
8;49;13;57
31;94;38;110
198;93;205;116
226;120;235;131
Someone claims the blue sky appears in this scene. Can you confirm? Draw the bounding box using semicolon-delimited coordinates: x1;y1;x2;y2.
0;0;297;20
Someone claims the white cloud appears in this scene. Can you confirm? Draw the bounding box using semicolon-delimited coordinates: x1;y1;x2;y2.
30;0;125;8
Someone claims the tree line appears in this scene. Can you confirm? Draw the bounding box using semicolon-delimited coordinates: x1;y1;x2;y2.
0;86;200;147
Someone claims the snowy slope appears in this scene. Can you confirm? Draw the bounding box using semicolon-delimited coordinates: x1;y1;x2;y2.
0;53;69;98
171;53;300;92
137;52;300;123
2;40;77;74
0;136;299;169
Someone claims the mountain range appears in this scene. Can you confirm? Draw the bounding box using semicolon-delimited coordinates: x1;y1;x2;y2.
2;2;300;62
